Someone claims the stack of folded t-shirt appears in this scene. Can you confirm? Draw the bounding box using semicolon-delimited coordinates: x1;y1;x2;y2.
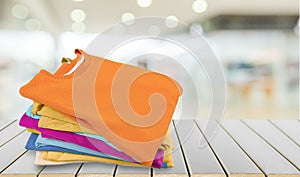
18;49;183;168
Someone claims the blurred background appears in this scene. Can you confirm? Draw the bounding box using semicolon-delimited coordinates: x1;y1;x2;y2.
0;0;298;120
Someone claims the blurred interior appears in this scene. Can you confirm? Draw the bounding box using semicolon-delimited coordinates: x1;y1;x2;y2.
0;0;298;120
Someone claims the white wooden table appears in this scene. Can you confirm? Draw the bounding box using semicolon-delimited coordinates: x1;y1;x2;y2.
0;119;299;177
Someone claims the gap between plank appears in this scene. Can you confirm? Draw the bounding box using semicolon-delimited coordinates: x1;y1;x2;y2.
0;120;17;132
194;120;229;177
0;150;28;174
172;120;191;177
241;120;300;171
112;165;118;177
216;121;267;177
268;120;300;148
36;166;47;177
74;163;84;177
0;129;26;148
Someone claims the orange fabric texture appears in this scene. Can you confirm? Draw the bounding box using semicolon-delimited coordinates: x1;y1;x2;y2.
20;49;182;166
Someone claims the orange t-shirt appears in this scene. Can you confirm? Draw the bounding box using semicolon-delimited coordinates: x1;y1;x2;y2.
20;49;182;166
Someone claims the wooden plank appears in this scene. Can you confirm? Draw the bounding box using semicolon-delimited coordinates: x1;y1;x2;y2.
114;165;151;177
220;120;300;177
270;120;300;146
153;122;188;177
77;163;116;177
39;163;82;177
243;120;300;170
0;150;44;177
196;120;264;177
0;131;28;172
0;119;15;132
0;121;24;147
174;120;225;177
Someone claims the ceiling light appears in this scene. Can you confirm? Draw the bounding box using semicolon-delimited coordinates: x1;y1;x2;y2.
72;22;86;33
192;0;208;13
70;9;86;22
25;18;41;31
165;16;178;28
11;4;29;19
190;23;203;35
137;0;152;8
73;0;85;2
121;13;135;25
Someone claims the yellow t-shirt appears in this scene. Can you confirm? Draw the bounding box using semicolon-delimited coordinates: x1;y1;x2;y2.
20;49;182;166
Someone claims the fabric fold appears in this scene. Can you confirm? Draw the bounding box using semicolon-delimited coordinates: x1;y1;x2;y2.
20;49;182;165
